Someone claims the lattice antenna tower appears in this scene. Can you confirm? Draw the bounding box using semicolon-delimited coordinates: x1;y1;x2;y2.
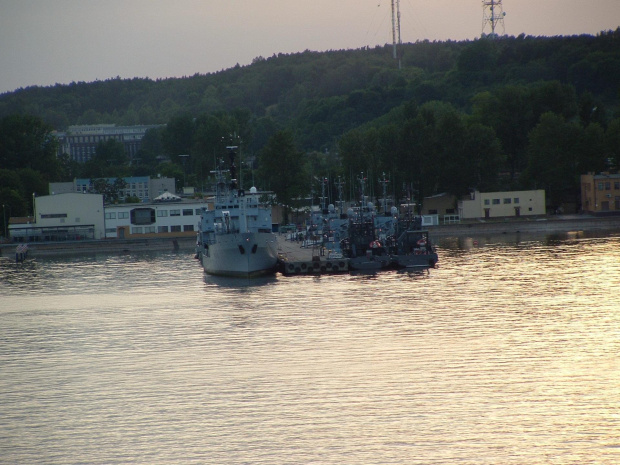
481;0;506;37
391;0;402;69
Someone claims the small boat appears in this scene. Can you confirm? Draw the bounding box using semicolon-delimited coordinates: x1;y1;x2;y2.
391;228;438;269
196;147;278;278
15;243;28;263
341;216;392;271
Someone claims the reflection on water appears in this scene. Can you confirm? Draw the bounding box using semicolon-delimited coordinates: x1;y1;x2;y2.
1;233;619;464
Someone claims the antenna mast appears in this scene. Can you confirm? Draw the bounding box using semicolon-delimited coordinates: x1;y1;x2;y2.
391;0;402;69
481;0;506;38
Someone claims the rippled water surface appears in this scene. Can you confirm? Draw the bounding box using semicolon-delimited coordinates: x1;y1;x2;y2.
1;232;619;464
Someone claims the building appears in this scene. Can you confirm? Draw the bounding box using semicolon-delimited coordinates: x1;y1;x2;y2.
8;193;206;242
50;176;176;203
55;124;164;163
581;172;620;215
104;200;205;239
9;193;106;242
459;190;546;219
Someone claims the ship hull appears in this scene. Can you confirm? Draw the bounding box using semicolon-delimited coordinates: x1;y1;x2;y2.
201;232;278;278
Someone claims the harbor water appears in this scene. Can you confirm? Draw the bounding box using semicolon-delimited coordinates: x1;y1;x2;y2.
1;231;619;464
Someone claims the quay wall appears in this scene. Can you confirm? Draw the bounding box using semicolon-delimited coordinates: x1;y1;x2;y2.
0;236;196;257
428;215;620;237
2;216;619;258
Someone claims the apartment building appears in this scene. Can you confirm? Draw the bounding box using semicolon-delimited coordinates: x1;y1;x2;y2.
581;172;620;214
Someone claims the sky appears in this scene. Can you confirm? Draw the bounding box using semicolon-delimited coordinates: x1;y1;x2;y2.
1;0;619;94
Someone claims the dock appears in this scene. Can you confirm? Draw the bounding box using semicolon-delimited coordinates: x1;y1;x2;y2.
276;235;349;275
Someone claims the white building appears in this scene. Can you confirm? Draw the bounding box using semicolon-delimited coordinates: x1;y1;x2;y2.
459;190;546;219
10;193;106;241
104;200;206;239
9;193;207;242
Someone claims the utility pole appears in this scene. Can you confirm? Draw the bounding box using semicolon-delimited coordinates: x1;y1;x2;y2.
391;0;402;69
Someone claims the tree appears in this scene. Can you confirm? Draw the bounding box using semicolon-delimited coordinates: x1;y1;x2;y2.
82;139;128;178
522;112;581;208
91;177;127;204
0;114;60;177
257;131;308;219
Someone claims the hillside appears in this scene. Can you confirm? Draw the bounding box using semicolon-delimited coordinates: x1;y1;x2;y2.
1;31;619;152
1;31;620;232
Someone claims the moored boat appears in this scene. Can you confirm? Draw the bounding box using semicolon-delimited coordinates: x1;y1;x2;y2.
391;228;438;269
196;147;278;277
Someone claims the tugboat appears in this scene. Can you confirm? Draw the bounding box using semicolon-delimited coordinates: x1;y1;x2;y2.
341;214;392;271
390;216;438;269
340;174;391;271
196;147;278;277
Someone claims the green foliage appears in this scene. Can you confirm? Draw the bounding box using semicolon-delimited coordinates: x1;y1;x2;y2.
82;139;129;178
1;30;619;213
257;130;309;212
90;177;127;204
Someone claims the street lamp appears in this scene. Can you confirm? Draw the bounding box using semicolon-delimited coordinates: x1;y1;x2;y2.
2;204;11;240
178;154;189;188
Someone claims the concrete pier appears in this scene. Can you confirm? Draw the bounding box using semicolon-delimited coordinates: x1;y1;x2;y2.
276;236;349;275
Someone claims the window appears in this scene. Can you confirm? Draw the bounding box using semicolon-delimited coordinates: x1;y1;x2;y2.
184;225;194;232
484;199;490;205
615;182;620;190
118;211;129;219
503;198;512;204
158;226;169;233
605;182;611;190
598;182;605;190
157;210;168;217
195;209;202;215
130;208;155;225
170;209;181;216
41;213;68;219
105;212;116;219
132;227;143;234
514;198;519;204
105;228;116;234
492;199;500;205
183;209;193;216
145;226;156;233
171;225;182;232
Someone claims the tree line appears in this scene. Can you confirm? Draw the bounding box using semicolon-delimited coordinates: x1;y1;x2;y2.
1;31;620;235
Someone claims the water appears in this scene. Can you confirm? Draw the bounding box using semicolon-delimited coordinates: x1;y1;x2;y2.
1;232;619;464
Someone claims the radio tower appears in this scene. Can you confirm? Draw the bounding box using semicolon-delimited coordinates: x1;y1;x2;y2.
391;0;402;69
481;0;506;38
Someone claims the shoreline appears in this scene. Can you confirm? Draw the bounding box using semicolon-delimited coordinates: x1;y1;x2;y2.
2;215;619;258
427;214;620;238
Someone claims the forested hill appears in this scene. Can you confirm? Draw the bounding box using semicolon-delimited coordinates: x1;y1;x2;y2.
2;30;620;225
1;30;619;153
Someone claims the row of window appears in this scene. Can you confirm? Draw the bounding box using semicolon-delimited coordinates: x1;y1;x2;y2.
105;208;201;220
105;225;195;235
484;198;520;205
105;211;130;219
598;182;620;190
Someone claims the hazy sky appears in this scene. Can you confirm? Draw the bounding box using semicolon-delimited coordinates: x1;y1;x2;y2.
1;0;619;94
